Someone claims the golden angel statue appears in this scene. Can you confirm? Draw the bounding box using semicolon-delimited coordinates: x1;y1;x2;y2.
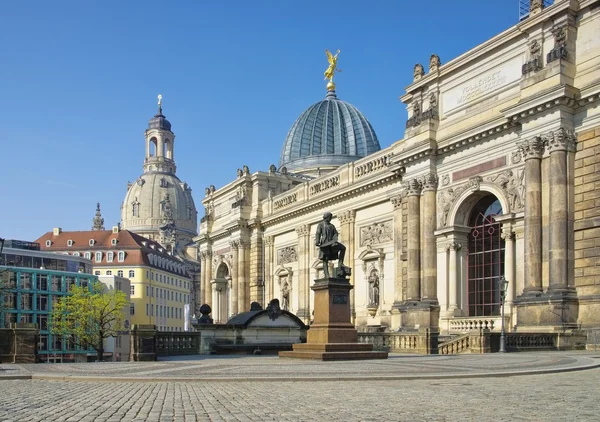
324;49;342;82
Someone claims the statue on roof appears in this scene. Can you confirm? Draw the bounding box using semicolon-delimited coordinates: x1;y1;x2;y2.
324;49;342;84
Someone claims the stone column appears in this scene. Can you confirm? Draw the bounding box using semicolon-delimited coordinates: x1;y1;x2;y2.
199;251;207;307
205;250;213;309
296;224;311;323
545;128;576;293
390;194;405;304
501;228;515;307
517;136;544;294
264;236;274;303
421;174;438;303
229;240;239;316
249;230;264;306
339;210;356;321
405;178;422;301
237;241;249;314
446;242;461;314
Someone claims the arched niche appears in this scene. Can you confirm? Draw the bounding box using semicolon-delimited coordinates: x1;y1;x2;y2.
358;246;385;309
449;182;510;228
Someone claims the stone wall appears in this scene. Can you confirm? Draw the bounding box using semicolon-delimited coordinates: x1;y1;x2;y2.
574;126;600;329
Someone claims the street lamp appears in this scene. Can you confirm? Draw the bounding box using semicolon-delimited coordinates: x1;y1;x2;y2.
498;276;509;353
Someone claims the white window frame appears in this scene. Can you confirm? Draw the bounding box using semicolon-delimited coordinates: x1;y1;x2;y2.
118;251;125;262
67;240;73;247
106;252;114;263
84;252;91;260
111;238;118;246
45;240;51;247
89;239;95;246
95;252;102;262
129;270;135;278
106;270;112;275
117;270;123;277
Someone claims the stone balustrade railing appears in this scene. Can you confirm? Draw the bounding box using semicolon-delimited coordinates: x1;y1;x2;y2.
155;331;201;356
449;317;499;332
358;329;438;354
438;333;470;354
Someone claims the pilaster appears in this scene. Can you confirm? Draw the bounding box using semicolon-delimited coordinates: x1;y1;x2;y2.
264;236;274;304
420;173;438;303
229;240;239;317
405;178;422;302
237;240;249;314
296;224;311;323
339;209;356;322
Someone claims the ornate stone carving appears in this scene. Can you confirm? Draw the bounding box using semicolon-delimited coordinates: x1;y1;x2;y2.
236;168;243;178
368;269;380;306
438;188;459;228
279;277;291;311
547;25;568;63
530;0;543;15
441;174;450;187
429;92;438;111
269;164;276;174
274;192;297;210
544;128;577;153
486;169;525;212
501;229;516;241
229;239;239;250
468;176;483;192
413;63;424;81
421;174;439;192
310;175;340;196
92;202;105;231
209;185;216;193
136;178;145;186
266;298;283;320
429;54;441;72
160;194;174;223
264;236;274;246
404;178;422;196
511;150;522;164
354;154;392;179
242;165;250;175
295;224;309;236
277;246;297;265
389;193;405;209
338;210;356;224
445;242;462;252
360;221;393;247
517;136;544;160
522;39;543;74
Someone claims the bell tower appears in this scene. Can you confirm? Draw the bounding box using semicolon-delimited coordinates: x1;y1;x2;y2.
144;94;177;174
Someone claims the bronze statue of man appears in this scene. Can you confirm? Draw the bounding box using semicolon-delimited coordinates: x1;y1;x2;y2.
315;212;349;278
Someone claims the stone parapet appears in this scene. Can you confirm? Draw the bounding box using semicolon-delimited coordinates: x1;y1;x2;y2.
0;323;39;363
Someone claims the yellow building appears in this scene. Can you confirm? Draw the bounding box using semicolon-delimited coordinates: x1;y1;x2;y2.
35;225;193;331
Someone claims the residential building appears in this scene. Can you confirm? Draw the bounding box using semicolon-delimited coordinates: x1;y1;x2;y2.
98;275;131;362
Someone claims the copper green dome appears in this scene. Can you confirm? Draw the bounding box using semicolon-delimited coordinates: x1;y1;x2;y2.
279;90;381;174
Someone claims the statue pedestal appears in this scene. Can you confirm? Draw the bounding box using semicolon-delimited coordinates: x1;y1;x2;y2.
279;277;388;361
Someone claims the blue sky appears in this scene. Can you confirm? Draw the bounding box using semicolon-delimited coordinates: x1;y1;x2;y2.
0;1;517;242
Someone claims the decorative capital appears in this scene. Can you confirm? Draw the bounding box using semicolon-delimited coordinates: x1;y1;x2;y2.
501;229;515;241
517;136;544;160
545;128;577;153
338;209;356;224
237;240;250;250
421;174;439;192
295;224;310;237
551;25;567;48
468;176;483;192
446;242;462;252
229;240;239;250
529;39;542;58
200;249;213;260
404;178;422;196
390;194;405;209
264;235;274;246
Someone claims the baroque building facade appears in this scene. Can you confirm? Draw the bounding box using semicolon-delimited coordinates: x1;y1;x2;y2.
197;0;600;341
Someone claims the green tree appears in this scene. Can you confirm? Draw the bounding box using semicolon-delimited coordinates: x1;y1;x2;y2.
50;283;128;362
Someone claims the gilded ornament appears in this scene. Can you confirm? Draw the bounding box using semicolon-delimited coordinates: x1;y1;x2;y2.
324;49;342;89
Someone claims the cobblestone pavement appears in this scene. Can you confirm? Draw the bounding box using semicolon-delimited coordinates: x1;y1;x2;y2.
1;352;599;421
1;368;599;421
2;352;600;381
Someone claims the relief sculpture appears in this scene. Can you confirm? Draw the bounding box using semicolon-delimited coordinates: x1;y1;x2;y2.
277;246;297;265
360;221;393;247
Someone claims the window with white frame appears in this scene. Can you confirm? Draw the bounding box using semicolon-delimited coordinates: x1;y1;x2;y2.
73;252;80;257
130;285;135;296
111;238;117;245
89;239;95;246
67;240;73;247
106;252;114;262
117;270;123;277
130;303;135;315
45;240;51;247
118;251;125;262
106;270;112;276
84;252;91;260
129;270;135;278
94;271;101;275
95;252;102;262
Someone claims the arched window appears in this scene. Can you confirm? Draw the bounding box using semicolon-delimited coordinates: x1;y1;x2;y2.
149;137;157;157
129;270;135;278
84;252;91;260
132;202;140;217
117;270;124;277
106;270;112;276
118;251;125;262
106;252;114;263
467;195;505;317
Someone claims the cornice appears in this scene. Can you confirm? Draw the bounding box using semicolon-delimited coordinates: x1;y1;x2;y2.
262;172;401;227
501;85;579;122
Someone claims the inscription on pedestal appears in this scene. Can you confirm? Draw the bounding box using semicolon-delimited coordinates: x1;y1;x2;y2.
332;294;348;305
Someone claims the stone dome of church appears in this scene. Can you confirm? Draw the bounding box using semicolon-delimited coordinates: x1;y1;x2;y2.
121;173;197;239
279;89;381;174
120;97;198;247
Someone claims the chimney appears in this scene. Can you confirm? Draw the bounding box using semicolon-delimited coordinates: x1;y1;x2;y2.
112;225;120;234
52;227;62;235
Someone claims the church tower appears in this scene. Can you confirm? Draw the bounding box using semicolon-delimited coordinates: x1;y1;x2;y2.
120;95;198;251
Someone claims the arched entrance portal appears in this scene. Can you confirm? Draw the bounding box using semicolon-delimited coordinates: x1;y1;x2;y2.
467;195;505;317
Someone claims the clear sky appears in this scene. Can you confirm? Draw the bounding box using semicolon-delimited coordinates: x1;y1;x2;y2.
0;0;518;242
